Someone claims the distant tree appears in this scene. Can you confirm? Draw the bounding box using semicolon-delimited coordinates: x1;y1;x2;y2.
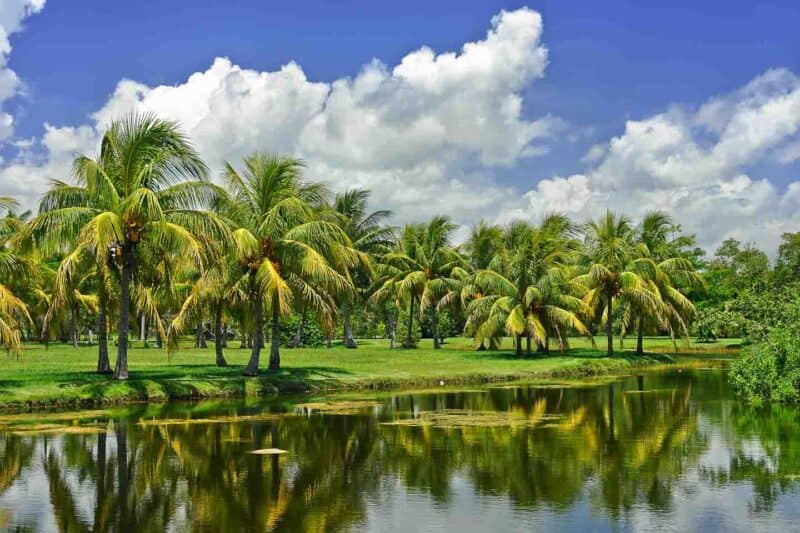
775;232;800;285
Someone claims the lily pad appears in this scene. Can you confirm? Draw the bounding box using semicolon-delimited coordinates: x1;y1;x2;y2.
248;448;288;455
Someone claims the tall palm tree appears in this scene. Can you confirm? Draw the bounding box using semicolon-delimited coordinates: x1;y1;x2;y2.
27;114;226;379
461;219;504;271
330;188;394;348
469;215;590;356
577;211;659;356
222;152;354;374
168;253;247;366
382;216;463;349
0;197;33;354
625;211;703;354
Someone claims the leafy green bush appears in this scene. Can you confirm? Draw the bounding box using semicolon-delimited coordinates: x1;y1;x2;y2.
692;307;746;342
280;314;325;347
729;329;800;405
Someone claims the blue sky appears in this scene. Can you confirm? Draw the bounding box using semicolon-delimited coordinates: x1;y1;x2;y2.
1;0;800;251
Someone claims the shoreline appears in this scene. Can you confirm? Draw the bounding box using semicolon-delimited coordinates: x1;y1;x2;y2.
0;352;682;412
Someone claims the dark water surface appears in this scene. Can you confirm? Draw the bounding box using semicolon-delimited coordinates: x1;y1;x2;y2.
2;367;800;532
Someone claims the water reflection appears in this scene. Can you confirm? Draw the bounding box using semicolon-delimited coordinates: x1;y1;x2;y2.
1;369;799;532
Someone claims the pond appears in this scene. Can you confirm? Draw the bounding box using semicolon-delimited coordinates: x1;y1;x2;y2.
1;367;799;532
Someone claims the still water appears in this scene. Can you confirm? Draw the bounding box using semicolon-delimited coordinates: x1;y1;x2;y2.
1;367;799;532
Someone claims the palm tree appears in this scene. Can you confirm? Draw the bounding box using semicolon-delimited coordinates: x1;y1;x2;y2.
222;152;354;374
626;211;703;354
469;215;590;356
27;113;227;379
461;220;504;271
168;252;247;366
382;216;463;349
0;197;33;354
330;188;394;348
577;211;660;357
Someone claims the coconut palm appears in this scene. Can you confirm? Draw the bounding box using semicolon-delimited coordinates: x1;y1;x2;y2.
461;220;504;271
27;113;227;379
381;216;463;349
469;215;590;356
330;188;394;348
624;211;703;354
577;211;660;357
222;152;354;374
0;197;33;353
168;252;247;366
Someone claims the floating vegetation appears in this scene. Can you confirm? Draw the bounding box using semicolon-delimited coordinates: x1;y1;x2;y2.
11;424;108;436
294;400;382;414
248;448;288;455
0;410;112;426
137;413;294;427
381;408;560;429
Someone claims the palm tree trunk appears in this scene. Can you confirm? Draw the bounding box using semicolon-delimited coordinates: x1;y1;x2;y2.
636;318;645;355
194;322;204;348
389;306;398;349
96;289;111;374
139;312;146;344
515;335;523;356
214;301;227;367
526;334;531;356
70;305;79;348
432;306;440;349
342;302;357;348
114;245;133;380
94;431;107;530
606;290;614;357
403;295;416;348
244;281;263;376
268;297;281;371
290;308;306;348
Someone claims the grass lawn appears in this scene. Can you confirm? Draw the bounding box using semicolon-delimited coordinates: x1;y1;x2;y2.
0;336;740;409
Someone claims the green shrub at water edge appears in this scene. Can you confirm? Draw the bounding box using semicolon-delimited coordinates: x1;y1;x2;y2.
730;329;800;405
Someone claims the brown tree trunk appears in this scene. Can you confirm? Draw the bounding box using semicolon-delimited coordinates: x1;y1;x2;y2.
268;297;281;371
402;295;416;348
244;276;263;376
290;308;305;348
342;302;357;348
114;244;133;380
636;318;645;355
432;306;440;349
97;289;111;373
214;301;227;367
70;306;79;348
606;290;614;357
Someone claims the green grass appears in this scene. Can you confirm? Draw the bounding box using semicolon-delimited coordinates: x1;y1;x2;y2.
0;336;740;410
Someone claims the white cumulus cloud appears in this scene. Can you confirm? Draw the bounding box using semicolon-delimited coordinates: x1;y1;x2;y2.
1;7;555;226
518;68;800;252
0;0;45;141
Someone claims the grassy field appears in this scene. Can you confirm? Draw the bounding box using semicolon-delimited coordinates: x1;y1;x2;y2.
0;336;740;409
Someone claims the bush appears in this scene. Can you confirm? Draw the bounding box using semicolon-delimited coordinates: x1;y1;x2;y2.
280;314;325;347
729;329;800;405
692;307;746;342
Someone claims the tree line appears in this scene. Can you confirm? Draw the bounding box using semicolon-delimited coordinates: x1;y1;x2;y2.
0;113;740;381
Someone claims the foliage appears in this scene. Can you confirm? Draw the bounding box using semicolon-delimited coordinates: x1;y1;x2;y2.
280;313;326;347
692;307;747;342
730;329;800;405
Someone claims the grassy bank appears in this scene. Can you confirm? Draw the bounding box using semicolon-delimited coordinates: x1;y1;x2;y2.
0;336;740;410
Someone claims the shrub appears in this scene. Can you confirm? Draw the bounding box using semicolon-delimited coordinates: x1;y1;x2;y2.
280;314;325;347
729;329;800;405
